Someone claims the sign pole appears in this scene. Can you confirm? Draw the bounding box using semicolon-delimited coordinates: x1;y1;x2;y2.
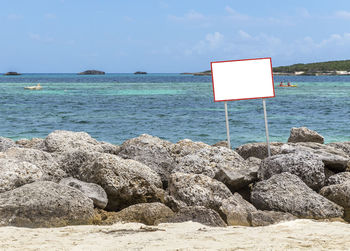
262;98;271;157
224;101;231;149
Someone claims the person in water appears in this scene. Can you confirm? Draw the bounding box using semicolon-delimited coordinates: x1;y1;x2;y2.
287;82;291;86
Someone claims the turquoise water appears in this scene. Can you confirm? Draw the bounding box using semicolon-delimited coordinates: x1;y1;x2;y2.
0;74;349;147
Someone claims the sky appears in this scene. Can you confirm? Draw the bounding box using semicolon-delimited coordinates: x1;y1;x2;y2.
1;0;350;73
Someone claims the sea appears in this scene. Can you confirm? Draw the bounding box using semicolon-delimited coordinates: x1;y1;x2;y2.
0;73;349;148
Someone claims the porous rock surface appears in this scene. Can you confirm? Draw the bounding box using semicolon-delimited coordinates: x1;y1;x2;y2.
0;181;94;227
160;206;227;227
118;134;175;187
59;177;108;209
113;202;174;225
0;137;15;152
57;150;101;178
168;172;256;225
3;147;66;182
258;152;325;190
327;172;350;185
219;193;257;226
251;172;343;219
168;172;233;211
170;139;258;191
235;142;284;159
281;143;350;172
16;138;46;151
328;142;350;157
0;158;43;193
288;127;324;144
320;182;350;220
44;130;119;154
80;153;164;211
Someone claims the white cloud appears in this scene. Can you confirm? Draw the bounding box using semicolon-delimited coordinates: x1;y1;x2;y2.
7;14;22;20
205;32;224;47
238;30;252;39
28;33;54;43
168;10;205;22
191;32;224;54
44;13;56;19
225;6;250;20
123;16;134;22
334;10;350;19
297;8;311;18
159;1;169;9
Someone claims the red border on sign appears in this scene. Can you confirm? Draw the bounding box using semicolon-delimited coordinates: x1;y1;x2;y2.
210;57;275;102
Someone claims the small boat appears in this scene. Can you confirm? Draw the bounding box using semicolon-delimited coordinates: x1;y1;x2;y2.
24;84;42;90
278;82;297;87
278;84;298;87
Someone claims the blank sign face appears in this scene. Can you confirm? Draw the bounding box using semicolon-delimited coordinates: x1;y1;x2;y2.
211;58;275;102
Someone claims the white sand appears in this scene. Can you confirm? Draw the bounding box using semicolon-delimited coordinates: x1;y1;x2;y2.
1;219;350;250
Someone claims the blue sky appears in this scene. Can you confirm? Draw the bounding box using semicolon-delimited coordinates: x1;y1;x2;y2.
1;0;350;73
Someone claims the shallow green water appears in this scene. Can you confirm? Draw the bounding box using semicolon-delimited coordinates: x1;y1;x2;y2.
0;74;349;147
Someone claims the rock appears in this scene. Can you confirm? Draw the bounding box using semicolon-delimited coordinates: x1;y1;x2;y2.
78;70;105;75
15;138;46;151
159;206;227;227
327;142;350;157
248;210;297;227
57;150;101;178
134;71;147;74
219;193;257;226
44;130;120;156
168;172;256;226
327;172;350;185
213;164;258;193
281;143;350;172
81;153;164;211
0;181;94;227
235;142;284;159
320;182;350;221
44;130;104;153
212;140;229;148
324;167;335;182
3;72;21;76
251;172;343;219
114;202;174;225
3;147;66;182
168;172;233;213
287;127;324;144
0;137;15;152
163;193;187;212
258;152;325;190
99;142;121;155
59;177;108;209
118;134;175;188
0;158;43;193
245;157;262;167
170;139;257;191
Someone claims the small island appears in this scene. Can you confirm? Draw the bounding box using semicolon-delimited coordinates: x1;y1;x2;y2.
134;71;147;74
273;59;350;75
3;72;21;76
78;70;105;75
185;59;350;76
181;70;211;76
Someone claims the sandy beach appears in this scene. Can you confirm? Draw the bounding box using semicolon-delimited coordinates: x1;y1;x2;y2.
1;219;350;250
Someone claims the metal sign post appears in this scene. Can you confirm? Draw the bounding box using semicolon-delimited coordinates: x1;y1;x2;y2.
211;58;275;154
224;101;231;149
262;98;271;157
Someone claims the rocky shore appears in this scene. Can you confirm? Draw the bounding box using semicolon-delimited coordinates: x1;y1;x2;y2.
0;127;349;228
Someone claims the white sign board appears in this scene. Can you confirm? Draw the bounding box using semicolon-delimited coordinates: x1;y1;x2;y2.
211;58;275;102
